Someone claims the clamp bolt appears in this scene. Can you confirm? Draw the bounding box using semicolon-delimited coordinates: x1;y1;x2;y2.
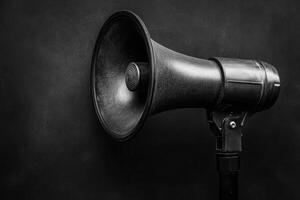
229;121;237;129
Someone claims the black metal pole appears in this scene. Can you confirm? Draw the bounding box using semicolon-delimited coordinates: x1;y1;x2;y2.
217;153;240;200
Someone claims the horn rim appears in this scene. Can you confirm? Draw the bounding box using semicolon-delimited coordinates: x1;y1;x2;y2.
91;10;155;141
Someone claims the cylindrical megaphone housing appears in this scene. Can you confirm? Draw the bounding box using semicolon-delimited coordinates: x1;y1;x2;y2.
210;57;280;111
91;11;280;140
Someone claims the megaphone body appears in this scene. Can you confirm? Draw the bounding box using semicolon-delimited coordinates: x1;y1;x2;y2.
91;11;280;140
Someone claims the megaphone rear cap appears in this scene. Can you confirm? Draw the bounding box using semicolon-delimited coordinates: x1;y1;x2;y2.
91;11;155;140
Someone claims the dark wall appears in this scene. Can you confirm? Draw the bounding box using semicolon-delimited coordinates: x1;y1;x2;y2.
0;0;299;199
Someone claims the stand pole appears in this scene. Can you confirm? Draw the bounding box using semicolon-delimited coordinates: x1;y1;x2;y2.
207;110;246;200
217;153;240;200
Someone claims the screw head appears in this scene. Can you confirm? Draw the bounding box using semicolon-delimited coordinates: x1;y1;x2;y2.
229;121;237;129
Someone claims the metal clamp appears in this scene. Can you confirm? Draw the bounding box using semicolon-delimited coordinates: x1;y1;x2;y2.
207;110;250;153
207;110;250;200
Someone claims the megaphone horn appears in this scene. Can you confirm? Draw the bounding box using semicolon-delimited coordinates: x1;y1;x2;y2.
91;11;280;140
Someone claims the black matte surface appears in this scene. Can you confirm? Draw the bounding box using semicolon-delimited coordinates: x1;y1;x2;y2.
0;0;299;199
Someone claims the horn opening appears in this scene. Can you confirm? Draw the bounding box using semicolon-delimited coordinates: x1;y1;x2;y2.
91;11;154;140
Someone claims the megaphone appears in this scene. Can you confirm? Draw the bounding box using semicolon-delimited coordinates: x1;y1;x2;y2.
91;10;280;200
91;10;280;140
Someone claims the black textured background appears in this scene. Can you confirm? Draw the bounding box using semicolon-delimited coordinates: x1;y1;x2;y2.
0;0;299;199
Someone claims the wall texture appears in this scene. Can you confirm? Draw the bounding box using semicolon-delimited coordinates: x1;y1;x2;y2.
0;0;299;199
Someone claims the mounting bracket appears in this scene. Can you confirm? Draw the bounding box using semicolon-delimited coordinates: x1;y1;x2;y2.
207;109;250;200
